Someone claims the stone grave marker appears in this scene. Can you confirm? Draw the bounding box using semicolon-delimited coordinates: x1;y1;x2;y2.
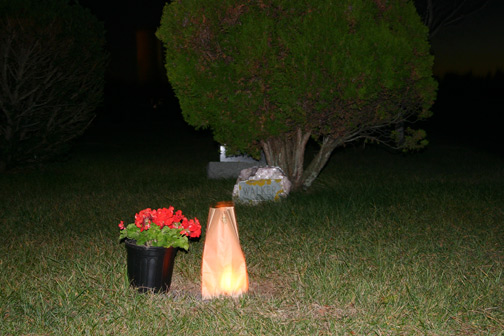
232;166;291;204
207;145;266;179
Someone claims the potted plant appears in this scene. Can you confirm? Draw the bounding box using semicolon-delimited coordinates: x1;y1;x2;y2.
118;206;201;293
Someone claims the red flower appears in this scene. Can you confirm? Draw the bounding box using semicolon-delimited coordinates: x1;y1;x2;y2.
143;221;150;231
135;208;154;232
123;206;201;240
191;218;202;238
173;210;184;223
185;218;201;238
153;207;175;228
135;208;151;227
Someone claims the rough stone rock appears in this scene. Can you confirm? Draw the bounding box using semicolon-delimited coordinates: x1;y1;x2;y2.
232;166;291;203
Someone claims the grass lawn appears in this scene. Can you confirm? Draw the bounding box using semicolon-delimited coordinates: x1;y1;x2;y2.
0;126;503;335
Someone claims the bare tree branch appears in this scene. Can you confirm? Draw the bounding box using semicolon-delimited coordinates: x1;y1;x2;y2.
0;12;106;170
415;0;490;39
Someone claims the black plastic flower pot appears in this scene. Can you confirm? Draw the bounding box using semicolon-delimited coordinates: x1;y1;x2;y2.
124;239;178;293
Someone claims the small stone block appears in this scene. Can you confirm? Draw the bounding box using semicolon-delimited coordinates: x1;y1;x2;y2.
235;179;284;202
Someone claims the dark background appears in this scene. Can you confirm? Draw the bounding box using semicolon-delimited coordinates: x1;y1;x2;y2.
78;0;504;153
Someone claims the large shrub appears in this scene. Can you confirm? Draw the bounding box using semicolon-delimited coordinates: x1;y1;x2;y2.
157;0;437;190
0;0;107;171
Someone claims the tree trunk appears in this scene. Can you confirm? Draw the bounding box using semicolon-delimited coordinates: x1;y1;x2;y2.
301;136;342;190
261;128;311;190
261;129;343;191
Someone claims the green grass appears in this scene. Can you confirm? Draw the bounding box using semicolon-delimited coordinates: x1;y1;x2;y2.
1;130;503;335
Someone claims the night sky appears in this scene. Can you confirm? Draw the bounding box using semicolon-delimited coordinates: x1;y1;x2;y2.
431;0;504;77
79;0;503;149
79;0;504;80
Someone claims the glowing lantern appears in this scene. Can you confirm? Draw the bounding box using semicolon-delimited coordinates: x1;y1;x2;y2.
201;201;249;299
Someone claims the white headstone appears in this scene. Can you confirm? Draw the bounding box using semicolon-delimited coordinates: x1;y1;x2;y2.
208;145;267;179
219;145;266;164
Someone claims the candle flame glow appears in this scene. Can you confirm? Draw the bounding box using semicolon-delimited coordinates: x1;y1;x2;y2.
219;265;246;295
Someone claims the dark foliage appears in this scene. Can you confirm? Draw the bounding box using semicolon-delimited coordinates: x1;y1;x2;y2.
0;0;107;171
158;0;437;189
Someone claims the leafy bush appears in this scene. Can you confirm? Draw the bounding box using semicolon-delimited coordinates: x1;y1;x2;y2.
0;0;107;171
157;0;437;190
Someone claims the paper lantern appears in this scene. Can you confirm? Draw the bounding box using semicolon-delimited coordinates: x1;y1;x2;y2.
201;201;249;299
